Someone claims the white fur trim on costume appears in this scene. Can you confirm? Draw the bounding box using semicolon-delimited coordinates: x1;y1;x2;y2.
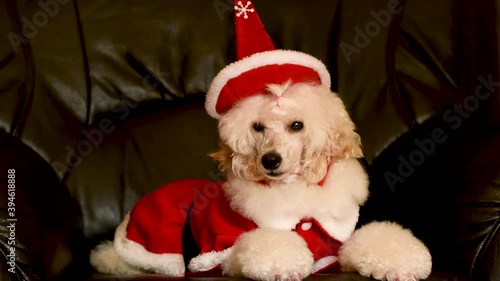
223;158;369;242
113;212;185;277
312;255;338;273
206;49;331;119
188;247;232;272
316;157;369;241
90;240;146;275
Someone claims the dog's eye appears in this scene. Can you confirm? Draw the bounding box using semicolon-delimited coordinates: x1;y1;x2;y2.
252;122;265;132
290;121;303;131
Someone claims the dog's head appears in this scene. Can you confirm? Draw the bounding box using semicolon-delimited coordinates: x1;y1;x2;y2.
211;81;362;184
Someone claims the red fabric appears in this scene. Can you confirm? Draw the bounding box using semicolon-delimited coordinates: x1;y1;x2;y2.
212;0;325;117
234;0;275;59
296;218;341;261
125;179;342;272
215;64;321;115
126;179;212;254
318;164;331;186
189;181;258;253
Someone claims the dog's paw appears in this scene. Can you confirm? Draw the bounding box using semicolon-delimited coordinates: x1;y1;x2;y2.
222;228;314;281
338;221;432;281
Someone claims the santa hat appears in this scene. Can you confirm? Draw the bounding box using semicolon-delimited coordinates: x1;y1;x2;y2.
205;0;331;119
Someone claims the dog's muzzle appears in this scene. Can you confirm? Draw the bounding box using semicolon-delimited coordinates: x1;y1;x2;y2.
261;152;283;176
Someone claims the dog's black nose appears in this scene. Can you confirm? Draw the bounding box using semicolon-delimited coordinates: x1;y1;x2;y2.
261;153;282;170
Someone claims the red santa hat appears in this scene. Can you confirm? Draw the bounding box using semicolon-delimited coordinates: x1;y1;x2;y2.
205;0;331;119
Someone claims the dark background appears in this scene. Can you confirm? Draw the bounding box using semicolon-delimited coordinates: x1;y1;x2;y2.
0;0;499;280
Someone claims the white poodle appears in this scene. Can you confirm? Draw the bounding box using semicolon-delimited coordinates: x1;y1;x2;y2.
90;81;432;281
208;81;431;281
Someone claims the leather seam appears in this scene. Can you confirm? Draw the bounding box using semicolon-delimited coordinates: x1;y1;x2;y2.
384;0;417;129
62;0;92;182
471;211;500;276
5;0;36;138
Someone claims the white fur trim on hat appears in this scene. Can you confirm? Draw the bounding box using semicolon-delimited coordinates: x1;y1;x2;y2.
206;49;331;119
113;212;185;277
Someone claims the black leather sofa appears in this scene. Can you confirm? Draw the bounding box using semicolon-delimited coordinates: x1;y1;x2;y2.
1;0;498;280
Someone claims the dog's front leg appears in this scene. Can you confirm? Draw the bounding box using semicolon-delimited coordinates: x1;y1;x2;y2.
222;228;314;281
338;221;432;281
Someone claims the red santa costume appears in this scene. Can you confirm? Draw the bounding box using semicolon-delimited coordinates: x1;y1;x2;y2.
114;159;369;276
112;0;368;277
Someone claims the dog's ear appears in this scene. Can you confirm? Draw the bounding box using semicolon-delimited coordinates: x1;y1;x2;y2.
316;90;363;160
209;141;233;173
327;115;363;160
301;87;363;183
302;149;331;184
217;106;255;156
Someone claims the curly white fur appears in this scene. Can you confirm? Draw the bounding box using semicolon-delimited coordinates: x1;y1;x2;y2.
212;82;432;281
222;158;368;241
339;221;432;281
90;82;432;281
222;228;314;281
213;82;362;184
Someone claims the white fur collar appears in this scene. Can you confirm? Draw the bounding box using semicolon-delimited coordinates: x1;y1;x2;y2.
222;158;369;242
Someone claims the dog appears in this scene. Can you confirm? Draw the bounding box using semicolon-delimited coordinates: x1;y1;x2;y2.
90;81;432;281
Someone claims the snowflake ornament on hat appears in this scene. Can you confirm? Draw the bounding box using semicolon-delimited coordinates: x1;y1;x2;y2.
205;0;331;119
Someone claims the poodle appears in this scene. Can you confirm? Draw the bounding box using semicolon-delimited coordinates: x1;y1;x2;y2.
207;81;431;281
90;81;432;281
